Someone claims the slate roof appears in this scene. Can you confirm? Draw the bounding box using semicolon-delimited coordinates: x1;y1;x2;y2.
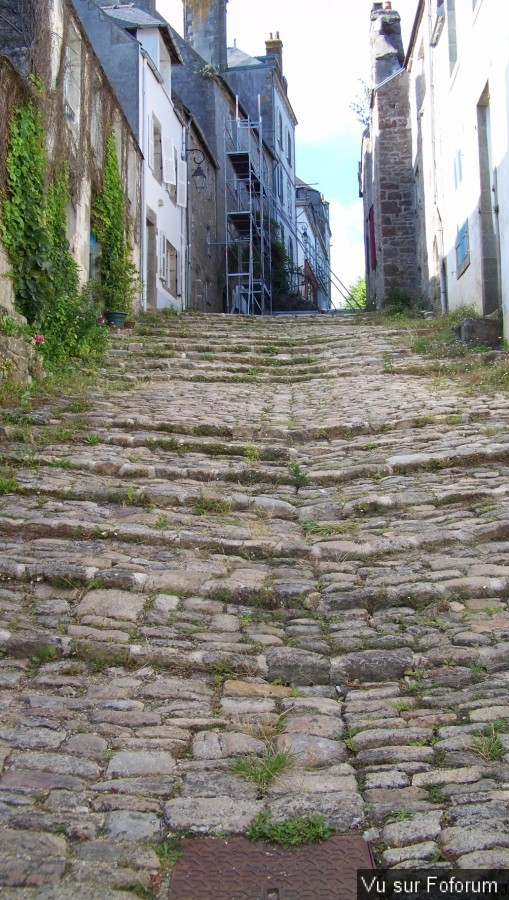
227;46;263;68
102;7;167;28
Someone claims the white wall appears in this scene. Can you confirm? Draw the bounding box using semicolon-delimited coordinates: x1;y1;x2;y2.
138;29;185;310
416;0;509;333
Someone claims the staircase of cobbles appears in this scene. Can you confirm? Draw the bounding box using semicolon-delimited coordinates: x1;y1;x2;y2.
1;312;509;897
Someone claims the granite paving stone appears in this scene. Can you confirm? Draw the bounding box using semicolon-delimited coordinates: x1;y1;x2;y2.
2;313;509;892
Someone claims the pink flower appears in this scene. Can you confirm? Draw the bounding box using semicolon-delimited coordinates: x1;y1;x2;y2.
33;334;45;344
97;315;105;325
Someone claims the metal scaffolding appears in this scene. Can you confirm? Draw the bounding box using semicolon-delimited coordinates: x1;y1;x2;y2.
224;101;272;315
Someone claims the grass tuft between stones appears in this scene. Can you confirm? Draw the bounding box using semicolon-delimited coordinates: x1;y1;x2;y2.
231;749;296;791
247;810;334;848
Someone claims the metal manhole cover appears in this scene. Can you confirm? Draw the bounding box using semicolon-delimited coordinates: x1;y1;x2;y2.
168;834;374;899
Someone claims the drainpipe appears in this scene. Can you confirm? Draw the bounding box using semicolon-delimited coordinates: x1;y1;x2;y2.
185;115;192;310
140;55;148;310
427;0;447;313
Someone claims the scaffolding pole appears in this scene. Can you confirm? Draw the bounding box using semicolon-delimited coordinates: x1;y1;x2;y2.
224;100;272;315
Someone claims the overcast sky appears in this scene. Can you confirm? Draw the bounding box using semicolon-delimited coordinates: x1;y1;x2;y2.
156;0;417;301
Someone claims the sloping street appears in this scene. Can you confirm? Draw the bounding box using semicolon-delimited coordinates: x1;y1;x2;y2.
1;312;509;896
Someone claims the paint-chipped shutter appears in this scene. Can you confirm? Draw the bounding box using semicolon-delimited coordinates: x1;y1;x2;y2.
163;136;176;185
177;158;187;207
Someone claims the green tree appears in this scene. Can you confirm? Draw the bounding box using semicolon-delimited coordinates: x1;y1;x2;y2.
347;275;368;309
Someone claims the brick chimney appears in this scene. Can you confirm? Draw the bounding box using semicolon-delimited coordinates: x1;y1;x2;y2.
184;0;228;73
265;31;283;75
370;2;404;86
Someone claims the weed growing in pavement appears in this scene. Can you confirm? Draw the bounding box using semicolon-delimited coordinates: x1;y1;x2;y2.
31;645;58;665
153;835;184;869
194;492;231;516
247;810;334;847
289;460;309;492
243;444;261;462
385;808;416;822
426;785;447;804
302;519;359;538
0;470;19;493
121;485;150;507
471;728;504;761
232;749;296;792
151;515;169;530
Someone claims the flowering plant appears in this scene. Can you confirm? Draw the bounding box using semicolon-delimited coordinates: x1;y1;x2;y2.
33;334;45;344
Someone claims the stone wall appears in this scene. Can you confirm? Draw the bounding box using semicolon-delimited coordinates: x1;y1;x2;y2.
362;4;418;309
372;71;418;306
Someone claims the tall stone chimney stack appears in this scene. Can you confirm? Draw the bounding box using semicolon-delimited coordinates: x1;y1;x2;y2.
370;1;404;86
265;32;283;75
184;0;228;73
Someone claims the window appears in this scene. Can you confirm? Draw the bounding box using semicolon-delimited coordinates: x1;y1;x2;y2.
64;22;81;126
90;72;103;159
286;129;292;166
453;148;463;189
160;234;179;296
277;166;284;203
456;220;470;276
447;0;458;73
278;111;283;147
152;120;163;184
368;206;377;270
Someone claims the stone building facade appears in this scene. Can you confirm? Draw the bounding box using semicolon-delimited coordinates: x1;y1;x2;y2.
363;0;509;338
360;2;419;309
170;8;275;313
407;0;509;333
0;0;142;308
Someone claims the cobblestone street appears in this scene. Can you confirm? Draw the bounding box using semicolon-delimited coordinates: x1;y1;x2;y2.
1;312;509;897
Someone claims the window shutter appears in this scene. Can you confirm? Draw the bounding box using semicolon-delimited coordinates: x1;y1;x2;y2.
148;115;154;170
163;136;176;185
160;233;168;282
175;250;181;296
177;158;187;207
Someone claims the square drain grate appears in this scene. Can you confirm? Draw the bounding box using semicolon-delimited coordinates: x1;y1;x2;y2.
168;834;374;899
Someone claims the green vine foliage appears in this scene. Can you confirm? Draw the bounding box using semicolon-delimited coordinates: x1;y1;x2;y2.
92;130;138;314
1;100;110;370
43;168;108;363
1;101;53;324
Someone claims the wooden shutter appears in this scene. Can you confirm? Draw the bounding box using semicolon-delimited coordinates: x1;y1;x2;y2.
163;136;176;185
177;159;187;207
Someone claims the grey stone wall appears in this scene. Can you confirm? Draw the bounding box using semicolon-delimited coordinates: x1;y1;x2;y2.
373;71;418;306
184;0;228;73
187;127;222;311
362;4;418;310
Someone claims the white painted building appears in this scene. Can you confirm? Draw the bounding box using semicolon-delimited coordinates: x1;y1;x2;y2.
72;0;187;311
296;180;332;310
406;0;509;334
